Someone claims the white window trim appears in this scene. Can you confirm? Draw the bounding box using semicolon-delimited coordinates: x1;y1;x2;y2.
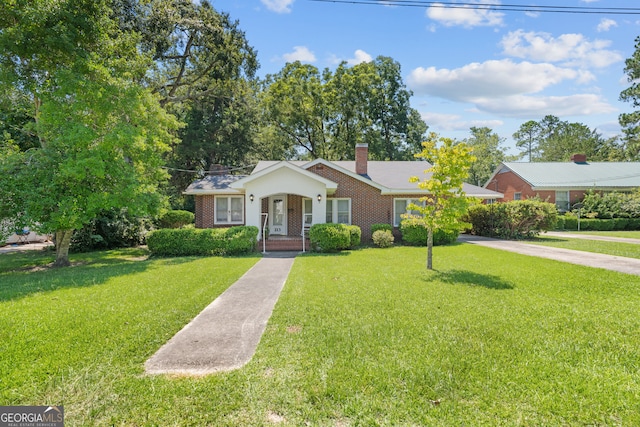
326;198;352;225
514;192;522;201
393;198;425;227
214;196;244;225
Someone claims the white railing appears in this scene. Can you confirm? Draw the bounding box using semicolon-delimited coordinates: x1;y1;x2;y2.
261;213;269;254
301;224;310;252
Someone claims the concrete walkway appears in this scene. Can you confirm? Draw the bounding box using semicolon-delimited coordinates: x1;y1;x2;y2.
459;234;640;276
145;252;297;376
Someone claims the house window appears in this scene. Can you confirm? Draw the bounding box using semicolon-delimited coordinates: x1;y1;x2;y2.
326;198;351;224
394;198;424;227
555;191;570;212
215;196;243;224
303;198;313;227
514;192;522;201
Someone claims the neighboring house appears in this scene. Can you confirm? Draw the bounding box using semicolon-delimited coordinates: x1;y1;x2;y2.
185;144;503;249
484;154;640;211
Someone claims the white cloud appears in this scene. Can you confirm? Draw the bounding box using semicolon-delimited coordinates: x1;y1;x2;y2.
282;46;316;63
407;59;588;101
420;111;503;131
261;0;294;13
472;94;616;117
426;2;504;28
346;50;373;65
500;30;623;68
597;18;617;32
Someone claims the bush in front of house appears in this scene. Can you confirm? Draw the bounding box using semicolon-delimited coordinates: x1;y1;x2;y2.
309;223;352;252
225;226;259;255
146;226;258;256
399;217;459;246
157;210;195;229
370;223;393;235
466;200;557;239
372;229;394;248
71;208;151;252
346;225;361;248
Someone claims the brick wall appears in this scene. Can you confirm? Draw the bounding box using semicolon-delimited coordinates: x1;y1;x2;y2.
308;164;423;241
489;170;589;206
195;195;245;229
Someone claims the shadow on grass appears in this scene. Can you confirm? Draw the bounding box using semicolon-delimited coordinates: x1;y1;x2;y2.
430;269;514;290
0;250;227;302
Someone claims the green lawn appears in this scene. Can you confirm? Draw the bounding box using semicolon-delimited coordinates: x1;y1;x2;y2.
2;246;639;426
532;235;640;259
556;230;640;239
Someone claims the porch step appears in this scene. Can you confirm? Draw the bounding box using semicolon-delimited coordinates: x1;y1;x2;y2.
258;237;311;252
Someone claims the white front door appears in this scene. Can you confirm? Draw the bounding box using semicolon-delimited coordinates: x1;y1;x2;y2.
269;195;287;235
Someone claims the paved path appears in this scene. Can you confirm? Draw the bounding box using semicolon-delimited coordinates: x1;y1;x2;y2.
0;242;53;253
459;234;640;276
544;231;640;245
145;252;297;376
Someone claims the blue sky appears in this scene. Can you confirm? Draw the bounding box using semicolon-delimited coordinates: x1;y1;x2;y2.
223;0;640;155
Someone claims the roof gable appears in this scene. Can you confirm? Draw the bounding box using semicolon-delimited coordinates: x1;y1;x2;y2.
231;161;338;191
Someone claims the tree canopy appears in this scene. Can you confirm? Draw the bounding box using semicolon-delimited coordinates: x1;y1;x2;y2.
0;0;179;266
619;35;640;160
513;115;624;162
260;57;427;161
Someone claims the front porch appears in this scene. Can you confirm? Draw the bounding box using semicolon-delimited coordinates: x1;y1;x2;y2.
257;235;311;252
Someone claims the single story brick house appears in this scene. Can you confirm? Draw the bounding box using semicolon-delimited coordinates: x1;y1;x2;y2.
484;154;640;212
185;144;503;250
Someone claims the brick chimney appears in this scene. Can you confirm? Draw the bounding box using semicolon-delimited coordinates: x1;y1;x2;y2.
355;143;368;176
571;154;587;163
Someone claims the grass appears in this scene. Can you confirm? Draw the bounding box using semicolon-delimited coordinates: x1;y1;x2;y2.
2;246;640;425
531;235;640;259
559;230;640;239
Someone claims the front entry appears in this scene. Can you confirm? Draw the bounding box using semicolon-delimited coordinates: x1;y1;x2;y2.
269;195;287;235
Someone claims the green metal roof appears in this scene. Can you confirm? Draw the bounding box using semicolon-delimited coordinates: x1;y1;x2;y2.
500;162;640;189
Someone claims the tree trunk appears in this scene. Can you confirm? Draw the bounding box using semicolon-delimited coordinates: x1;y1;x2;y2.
53;229;73;267
427;227;433;270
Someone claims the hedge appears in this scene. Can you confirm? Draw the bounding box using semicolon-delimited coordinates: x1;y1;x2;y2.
399;218;459;246
557;215;640;231
309;223;360;252
146;226;258;256
466;200;557;239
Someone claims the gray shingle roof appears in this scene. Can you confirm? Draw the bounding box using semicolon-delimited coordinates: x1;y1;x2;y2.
184;174;246;194
253;160;502;198
500;162;640;189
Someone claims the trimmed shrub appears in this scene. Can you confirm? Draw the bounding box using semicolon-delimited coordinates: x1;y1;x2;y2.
346;225;361;248
372;230;394;248
399;218;459;246
309;223;351;252
225;226;259;255
555;216;565;230
627;218;640;230
613;218;629;230
146;226;257;256
371;223;393;235
157;210;194;229
563;215;578;231
467;200;557;239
